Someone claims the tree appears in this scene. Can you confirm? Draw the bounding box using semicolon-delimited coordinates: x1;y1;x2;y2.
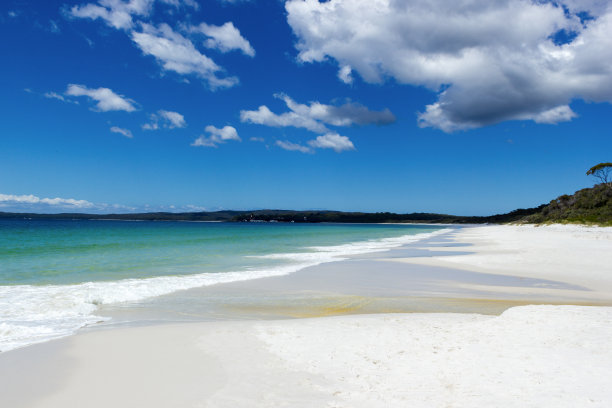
586;162;612;186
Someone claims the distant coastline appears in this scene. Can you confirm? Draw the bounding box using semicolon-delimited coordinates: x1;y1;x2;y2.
0;206;543;224
6;183;609;225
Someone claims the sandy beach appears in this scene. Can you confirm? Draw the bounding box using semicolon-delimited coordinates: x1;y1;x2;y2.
1;224;611;407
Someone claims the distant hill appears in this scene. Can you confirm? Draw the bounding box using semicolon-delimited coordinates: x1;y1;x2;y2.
0;206;544;224
2;186;609;226
0;210;242;222
228;208;544;224
523;184;612;226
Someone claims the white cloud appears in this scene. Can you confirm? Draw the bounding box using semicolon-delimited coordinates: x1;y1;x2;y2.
159;0;199;9
70;0;153;30
131;23;238;89
275;140;313;154
0;193;140;213
275;134;354;154
241;104;325;133
337;65;353;84
0;193;94;209
191;125;241;147
249;136;265;142
241;94;380;153
159;110;186;127
191;22;255;57
143;109;187;129
110;126;133;138
69;2;247;89
65;84;137;112
142;122;159;130
286;0;612;131
44;92;79;104
69;0;198;30
308;133;355;152
181;204;208;212
530;105;578;124
240;93;395;133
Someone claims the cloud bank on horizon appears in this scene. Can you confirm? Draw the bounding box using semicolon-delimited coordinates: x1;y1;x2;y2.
0;193;135;213
0;193;215;214
286;0;612;132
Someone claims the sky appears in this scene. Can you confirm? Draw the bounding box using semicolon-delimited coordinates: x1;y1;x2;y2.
0;0;611;215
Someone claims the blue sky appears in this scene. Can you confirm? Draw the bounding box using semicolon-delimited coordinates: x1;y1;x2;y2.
1;0;611;215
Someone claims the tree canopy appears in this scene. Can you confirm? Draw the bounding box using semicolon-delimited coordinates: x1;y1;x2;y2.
586;162;612;186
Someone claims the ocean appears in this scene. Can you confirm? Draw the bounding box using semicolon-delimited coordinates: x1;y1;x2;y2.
0;219;444;351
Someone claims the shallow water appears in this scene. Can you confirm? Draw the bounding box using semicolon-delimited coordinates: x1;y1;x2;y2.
0;219;444;351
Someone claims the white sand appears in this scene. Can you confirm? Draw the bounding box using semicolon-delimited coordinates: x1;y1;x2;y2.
1;306;610;407
1;224;611;407
399;224;612;298
257;305;612;407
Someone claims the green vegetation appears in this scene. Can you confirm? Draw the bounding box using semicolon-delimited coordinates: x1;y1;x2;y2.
523;183;612;226
0;207;543;224
586;162;612;186
229;208;542;224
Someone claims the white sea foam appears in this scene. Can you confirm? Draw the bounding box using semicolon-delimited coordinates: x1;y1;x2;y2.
0;228;450;352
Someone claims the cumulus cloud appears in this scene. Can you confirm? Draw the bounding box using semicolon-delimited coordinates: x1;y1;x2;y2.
69;0;197;30
110;126;133;138
68;2;248;89
44;91;66;101
337;65;353;84
43;91;79;104
241;104;325;133
143;109;187;129
530;105;578;124
0;193;94;209
191;22;255;57
65;84;137;112
275;140;313;154
240;93;395;133
69;0;154;30
308;132;355;152
131;23;238;89
160;0;199;9
274;134;355;154
286;0;612;131
191;125;241;147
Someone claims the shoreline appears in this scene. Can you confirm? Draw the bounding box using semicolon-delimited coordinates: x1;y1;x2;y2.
1;224;611;407
96;224;612;327
0;225;448;353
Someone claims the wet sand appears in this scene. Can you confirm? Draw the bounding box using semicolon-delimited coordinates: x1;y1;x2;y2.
97;226;611;325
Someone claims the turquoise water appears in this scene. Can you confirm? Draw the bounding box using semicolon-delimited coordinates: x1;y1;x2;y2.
0;219;441;285
0;219;444;351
